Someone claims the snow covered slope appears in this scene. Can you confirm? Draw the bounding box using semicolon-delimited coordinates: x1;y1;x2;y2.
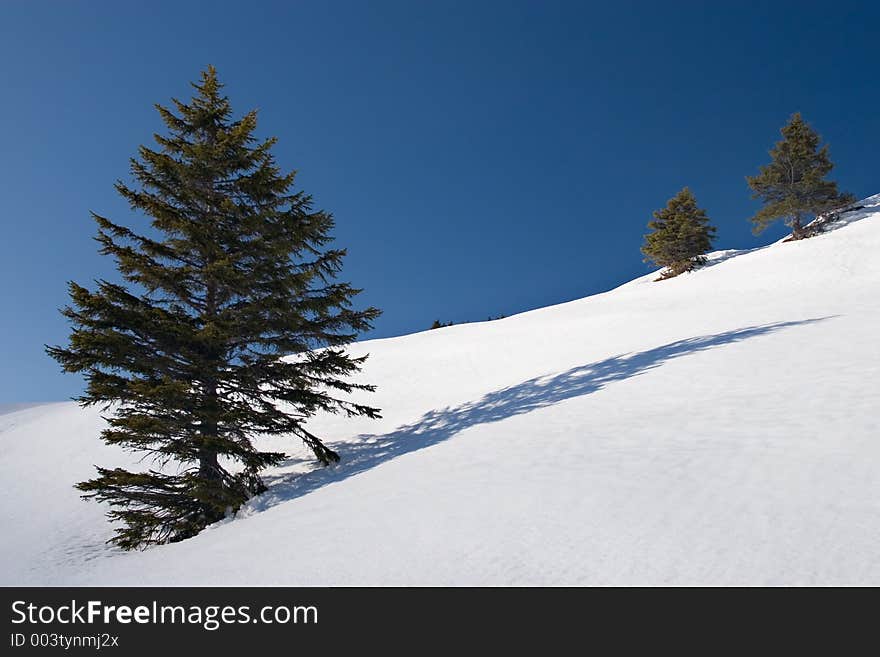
3;197;880;586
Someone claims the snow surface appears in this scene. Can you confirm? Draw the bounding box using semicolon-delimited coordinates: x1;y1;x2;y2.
3;197;880;586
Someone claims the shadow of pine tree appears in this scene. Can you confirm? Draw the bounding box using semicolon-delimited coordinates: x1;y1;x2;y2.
250;317;831;513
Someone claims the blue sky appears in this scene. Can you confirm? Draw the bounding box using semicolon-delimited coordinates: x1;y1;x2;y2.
1;1;877;402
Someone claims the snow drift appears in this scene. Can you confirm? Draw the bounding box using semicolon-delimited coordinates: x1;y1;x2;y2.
3;197;879;585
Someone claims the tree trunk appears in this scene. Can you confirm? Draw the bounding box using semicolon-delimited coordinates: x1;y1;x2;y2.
199;449;220;480
790;214;806;240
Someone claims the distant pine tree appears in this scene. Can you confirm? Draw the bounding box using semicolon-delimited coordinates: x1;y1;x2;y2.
747;112;853;239
642;187;716;279
46;67;381;549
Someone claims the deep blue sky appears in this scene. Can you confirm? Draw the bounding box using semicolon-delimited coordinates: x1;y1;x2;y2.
1;1;877;402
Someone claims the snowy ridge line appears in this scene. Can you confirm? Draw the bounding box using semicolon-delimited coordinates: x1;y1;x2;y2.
2;192;879;585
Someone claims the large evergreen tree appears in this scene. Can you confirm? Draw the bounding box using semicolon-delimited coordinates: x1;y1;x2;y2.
47;67;381;549
641;187;716;279
747;112;853;239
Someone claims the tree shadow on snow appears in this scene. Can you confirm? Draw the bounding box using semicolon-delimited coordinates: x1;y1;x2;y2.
251;317;832;513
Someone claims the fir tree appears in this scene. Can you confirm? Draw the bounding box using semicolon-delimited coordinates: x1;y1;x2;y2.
747;112;853;239
641;187;716;279
46;67;381;549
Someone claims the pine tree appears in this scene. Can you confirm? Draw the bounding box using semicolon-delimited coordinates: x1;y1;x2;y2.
641;187;716;279
46;67;381;549
747;112;853;239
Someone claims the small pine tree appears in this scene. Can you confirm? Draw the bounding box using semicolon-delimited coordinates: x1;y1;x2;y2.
46;67;381;549
641;187;716;279
747;112;853;239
